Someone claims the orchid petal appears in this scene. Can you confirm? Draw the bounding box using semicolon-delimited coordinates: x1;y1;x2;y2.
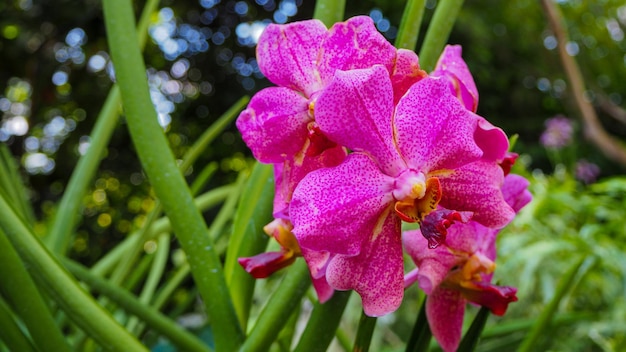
475;117;509;162
438;160;515;228
390;49;427;104
317;16;396;85
236;87;310;163
426;287;465;352
394;77;483;172
433;45;479;112
459;281;518;316
273;145;347;218
238;251;296;279
315;65;405;176
302;249;334;303
403;229;456;294
256;20;327;96
312;275;335;303
326;211;404;316
502;174;532;212
291;153;395;256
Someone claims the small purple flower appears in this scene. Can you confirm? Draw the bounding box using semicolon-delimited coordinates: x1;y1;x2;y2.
540;115;574;149
575;159;600;184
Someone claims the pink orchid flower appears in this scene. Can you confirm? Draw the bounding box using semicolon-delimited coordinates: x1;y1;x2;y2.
289;65;515;316
403;174;532;352
432;45;479;113
236;16;425;164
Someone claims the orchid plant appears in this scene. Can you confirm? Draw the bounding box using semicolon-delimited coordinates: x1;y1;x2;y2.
0;0;539;351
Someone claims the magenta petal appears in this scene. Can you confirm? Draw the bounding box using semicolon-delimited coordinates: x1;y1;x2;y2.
315;65;405;176
403;229;456;294
326;212;404;316
236;87;310;163
317;16;396;85
291;153;395;256
502;174;532;213
390;49;426;104
394;77;483;172
426;287;465;352
433;45;479;112
460;281;518;316
312;275;334;303
475;117;509;162
256;20;327;96
439;160;515;228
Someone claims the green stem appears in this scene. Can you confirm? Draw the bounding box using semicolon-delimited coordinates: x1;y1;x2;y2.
46;0;160;255
405;297;431;352
63;259;211;352
0;230;69;351
152;263;191;311
394;0;426;50
102;0;243;348
294;291;351;352
457;306;490;352
91;185;234;277
418;0;466;71
312;0;346;27
0;296;36;352
0;144;35;223
353;311;377;352
0;194;147;351
517;256;588;352
241;260;311;351
225;162;274;328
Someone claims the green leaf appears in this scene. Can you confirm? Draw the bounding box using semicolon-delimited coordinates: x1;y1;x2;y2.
294;291;352;352
418;0;466;71
312;0;346;27
457;306;491;352
405;297;431;352
395;0;426;51
353;310;378;352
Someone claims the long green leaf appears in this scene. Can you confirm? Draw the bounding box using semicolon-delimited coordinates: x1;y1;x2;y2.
312;0;346;27
457;306;490;352
395;0;427;51
0;296;36;352
405;297;431;352
418;0;466;71
0;194;147;351
353;311;377;352
102;1;244;348
294;291;351;352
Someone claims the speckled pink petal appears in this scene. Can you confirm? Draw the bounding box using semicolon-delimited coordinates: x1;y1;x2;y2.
256;20;327;96
475;117;509;162
317;16;396;85
502;174;532;213
291;153;395;256
302;249;334;303
403;229;456;294
326;211;404;316
394;77;483;171
273;145;347;218
426;287;465;352
460;281;518;316
433;45;479;112
312;275;334;303
438;160;515;228
390;49;427;104
236;87;310;163
315;65;405;176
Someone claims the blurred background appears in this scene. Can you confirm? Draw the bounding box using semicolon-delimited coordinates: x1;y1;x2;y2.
1;0;625;350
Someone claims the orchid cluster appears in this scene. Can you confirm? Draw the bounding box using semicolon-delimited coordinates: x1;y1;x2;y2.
236;16;531;351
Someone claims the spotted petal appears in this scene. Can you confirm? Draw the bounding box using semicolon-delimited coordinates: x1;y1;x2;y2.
426;287;465;352
403;229;456;294
317;16;396;85
433;45;479;113
326;210;404;316
256;20;327;96
438;160;514;228
394;77;483;172
315;65;405;176
236;87;310;163
291;153;395;256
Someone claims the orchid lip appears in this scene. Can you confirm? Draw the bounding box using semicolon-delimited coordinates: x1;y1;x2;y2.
392;169;426;201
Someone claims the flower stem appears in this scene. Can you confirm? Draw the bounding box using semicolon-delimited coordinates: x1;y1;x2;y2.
0;194;147;351
353;311;377;352
418;0;465;71
46;0;160;255
405;297;431;352
0;229;70;352
294;290;351;352
313;0;346;27
394;0;426;51
0;296;37;352
101;0;244;348
240;259;311;351
457;306;491;352
63;259;211;352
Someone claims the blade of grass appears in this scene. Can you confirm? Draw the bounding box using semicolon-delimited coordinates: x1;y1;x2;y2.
353;311;377;352
0;296;37;352
0;194;147;351
312;0;346;27
418;0;466;71
0;145;35;223
0;229;70;352
395;0;427;51
46;0;160;255
102;0;244;347
294;290;351;352
63;259;211;352
405;297;431;352
457;306;490;352
517;256;588;352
